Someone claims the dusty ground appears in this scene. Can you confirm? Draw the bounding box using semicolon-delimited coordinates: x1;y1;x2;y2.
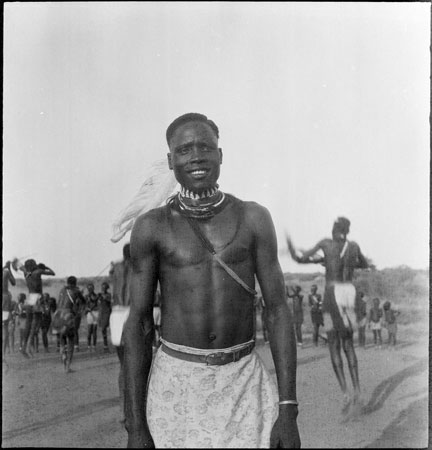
2;322;429;448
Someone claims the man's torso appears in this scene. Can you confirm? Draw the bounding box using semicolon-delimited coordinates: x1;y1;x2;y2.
145;196;258;349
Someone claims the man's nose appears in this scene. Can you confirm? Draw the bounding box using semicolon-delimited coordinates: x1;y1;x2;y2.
189;145;206;161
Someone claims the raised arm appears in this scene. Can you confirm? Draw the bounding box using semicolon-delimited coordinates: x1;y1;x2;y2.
3;263;16;286
252;206;300;448
36;263;55;276
287;236;324;264
123;213;159;448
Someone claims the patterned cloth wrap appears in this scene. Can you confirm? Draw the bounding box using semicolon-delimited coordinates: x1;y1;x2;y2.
147;339;278;448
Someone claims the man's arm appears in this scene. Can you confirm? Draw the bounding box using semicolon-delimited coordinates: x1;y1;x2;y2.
4;263;16;286
355;245;369;269
123;213;159;448
252;206;300;448
36;263;55;276
287;236;324;264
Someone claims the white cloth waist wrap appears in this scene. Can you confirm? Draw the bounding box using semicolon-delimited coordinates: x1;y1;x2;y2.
147;342;278;448
109;305;130;346
334;282;356;328
86;310;99;325
26;293;41;307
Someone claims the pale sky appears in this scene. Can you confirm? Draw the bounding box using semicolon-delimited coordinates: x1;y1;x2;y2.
3;2;430;278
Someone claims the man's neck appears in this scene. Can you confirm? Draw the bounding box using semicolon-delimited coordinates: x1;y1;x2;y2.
175;184;228;219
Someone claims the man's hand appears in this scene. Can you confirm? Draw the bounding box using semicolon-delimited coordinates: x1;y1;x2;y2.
270;406;301;448
286;236;297;260
127;430;155;449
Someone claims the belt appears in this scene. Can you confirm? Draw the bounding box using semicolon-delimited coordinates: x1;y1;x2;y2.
161;342;255;365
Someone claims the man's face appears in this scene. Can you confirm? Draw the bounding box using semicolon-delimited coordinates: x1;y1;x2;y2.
87;284;94;293
167;121;222;193
332;225;346;242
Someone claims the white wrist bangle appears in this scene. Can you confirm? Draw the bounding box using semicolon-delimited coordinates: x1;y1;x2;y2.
279;400;298;406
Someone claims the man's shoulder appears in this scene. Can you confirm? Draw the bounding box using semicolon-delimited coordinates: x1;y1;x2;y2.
237;198;273;222
132;205;169;235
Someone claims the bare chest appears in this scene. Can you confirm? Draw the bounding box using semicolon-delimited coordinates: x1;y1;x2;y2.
160;208;254;267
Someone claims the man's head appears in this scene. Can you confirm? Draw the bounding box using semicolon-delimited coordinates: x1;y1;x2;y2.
373;297;380;306
332;217;350;241
311;284;317;294
295;285;302;293
101;282;109;292
166;113;223;194
18;293;26;303
87;283;95;293
123;243;131;261
383;301;391;310
43;293;50;301
24;259;37;272
67;276;77;287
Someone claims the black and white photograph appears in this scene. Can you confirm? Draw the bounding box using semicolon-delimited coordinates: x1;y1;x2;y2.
2;2;430;448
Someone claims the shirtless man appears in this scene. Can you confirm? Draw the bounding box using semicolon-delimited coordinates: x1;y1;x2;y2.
287;217;368;412
308;285;326;347
109;243;133;423
16;259;55;357
53;276;86;373
123;113;300;448
99;282;112;352
3;261;16;360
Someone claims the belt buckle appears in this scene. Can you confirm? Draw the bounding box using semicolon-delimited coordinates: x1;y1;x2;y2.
205;352;226;365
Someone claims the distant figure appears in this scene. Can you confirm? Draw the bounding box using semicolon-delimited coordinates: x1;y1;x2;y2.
308;285;326;346
368;298;383;348
99;282;112;352
53;276;85;373
109;243;133;423
72;287;86;352
354;291;367;348
8;298;18;354
16;294;27;352
286;285;304;347
31;292;44;353
2;261;16;360
382;301;400;348
16;259;55;357
85;283;100;352
40;293;52;352
287;216;369;412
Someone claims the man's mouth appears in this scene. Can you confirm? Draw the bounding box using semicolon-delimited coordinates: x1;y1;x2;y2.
189;169;209;178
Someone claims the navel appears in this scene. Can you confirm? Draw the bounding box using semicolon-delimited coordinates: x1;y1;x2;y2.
209;333;216;341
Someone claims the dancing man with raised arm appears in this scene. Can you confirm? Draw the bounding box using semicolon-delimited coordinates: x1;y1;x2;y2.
287;217;368;413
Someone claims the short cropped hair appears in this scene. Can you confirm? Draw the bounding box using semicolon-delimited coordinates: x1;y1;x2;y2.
67;276;77;286
166;113;219;145
24;259;37;271
333;217;351;234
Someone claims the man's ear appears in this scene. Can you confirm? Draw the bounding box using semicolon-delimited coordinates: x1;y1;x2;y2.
219;148;223;165
167;152;173;170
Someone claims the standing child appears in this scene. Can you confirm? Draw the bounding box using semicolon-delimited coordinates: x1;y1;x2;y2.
85;283;100;352
16;294;27;352
99;282;112;353
382;301;400;349
368;298;383;348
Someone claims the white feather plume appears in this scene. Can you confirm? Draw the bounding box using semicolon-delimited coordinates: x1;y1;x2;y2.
111;159;179;243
